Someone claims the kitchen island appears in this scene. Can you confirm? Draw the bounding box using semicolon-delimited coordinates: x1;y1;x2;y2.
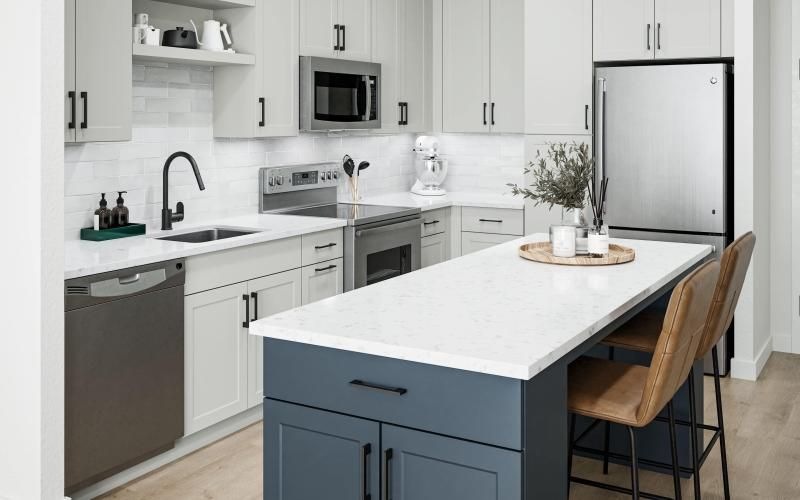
250;234;712;499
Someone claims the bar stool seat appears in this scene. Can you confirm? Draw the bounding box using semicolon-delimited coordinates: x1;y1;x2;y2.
568;357;647;426
601;310;661;353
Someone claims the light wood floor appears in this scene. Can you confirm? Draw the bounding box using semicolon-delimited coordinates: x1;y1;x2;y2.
101;353;800;500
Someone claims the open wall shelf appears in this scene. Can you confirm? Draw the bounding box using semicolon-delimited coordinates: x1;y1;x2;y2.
133;44;255;66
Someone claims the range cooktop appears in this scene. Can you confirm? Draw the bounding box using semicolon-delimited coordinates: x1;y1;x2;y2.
279;203;420;226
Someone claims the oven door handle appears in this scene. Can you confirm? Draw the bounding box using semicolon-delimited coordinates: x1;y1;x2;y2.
355;218;421;238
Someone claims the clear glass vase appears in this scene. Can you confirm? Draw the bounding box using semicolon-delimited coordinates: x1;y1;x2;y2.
561;208;588;255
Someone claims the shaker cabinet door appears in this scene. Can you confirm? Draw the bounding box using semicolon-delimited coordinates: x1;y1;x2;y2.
300;0;338;58
260;0;300;136
339;0;373;61
65;0;76;142
593;0;655;62
382;425;521;500
421;233;448;268
489;0;524;133
74;0;131;142
655;0;721;59
264;399;380;500
301;258;343;305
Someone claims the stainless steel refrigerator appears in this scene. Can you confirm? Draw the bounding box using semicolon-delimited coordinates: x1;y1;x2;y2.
595;63;732;374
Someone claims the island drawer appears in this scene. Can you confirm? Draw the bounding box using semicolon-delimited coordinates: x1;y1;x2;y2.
421;208;449;237
264;339;523;450
301;229;344;266
461;207;524;236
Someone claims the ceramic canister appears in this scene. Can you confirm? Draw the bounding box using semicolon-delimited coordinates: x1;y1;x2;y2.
551;226;577;258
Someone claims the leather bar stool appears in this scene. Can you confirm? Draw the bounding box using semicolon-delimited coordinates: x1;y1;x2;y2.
601;232;755;500
568;259;720;500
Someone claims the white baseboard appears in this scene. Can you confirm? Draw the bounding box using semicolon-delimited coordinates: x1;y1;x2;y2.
772;332;792;353
731;337;773;380
70;405;263;500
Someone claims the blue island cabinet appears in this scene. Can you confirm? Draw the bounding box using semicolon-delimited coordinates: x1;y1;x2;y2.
263;338;568;500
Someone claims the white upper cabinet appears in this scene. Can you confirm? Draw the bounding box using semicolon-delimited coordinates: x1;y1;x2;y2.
525;0;592;135
66;0;131;143
594;0;721;61
655;0;721;59
214;0;299;138
593;0;655;62
300;0;372;61
442;0;521;133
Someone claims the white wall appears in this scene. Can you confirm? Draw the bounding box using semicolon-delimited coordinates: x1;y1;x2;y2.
0;1;64;498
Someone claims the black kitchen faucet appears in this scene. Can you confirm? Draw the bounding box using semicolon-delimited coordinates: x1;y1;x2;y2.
161;151;206;230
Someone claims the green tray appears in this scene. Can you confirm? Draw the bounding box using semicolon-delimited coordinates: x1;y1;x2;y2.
80;223;146;241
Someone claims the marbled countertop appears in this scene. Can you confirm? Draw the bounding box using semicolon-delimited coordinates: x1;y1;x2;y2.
250;235;712;380
355;191;525;211
64;214;346;280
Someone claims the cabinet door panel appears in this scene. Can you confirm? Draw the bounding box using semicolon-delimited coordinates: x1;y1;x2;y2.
525;0;592;135
442;0;490;133
264;399;380;500
65;0;76;143
185;283;248;435
300;0;338;58
247;269;302;408
383;425;521;500
260;0;300;136
655;0;721;59
421;233;448;268
489;0;523;133
402;0;429;132
339;0;373;61
74;0;131;142
373;0;401;132
593;0;655;61
461;232;516;255
301;258;343;305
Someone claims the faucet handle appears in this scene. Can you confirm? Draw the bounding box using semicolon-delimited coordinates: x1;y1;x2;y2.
173;202;185;223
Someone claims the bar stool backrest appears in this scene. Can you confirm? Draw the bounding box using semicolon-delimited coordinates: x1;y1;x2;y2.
636;259;719;426
696;232;756;361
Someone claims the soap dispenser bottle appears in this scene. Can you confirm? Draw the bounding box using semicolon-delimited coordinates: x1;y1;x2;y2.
94;193;112;230
111;191;129;227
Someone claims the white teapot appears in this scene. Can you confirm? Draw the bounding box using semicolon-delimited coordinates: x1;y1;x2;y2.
190;19;232;52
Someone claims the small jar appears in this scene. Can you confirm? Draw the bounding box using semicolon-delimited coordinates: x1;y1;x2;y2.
588;227;609;257
551;225;577;258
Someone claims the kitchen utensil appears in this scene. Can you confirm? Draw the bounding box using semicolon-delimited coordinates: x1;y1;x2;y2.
132;26;147;44
411;135;448;196
162;27;198;49
357;161;370;174
144;27;160;46
190;19;231;52
343;155;355;177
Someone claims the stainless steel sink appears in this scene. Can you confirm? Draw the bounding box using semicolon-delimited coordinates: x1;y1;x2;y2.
157;227;260;243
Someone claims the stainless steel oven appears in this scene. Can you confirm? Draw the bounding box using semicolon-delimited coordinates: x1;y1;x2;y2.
345;215;421;290
300;56;381;131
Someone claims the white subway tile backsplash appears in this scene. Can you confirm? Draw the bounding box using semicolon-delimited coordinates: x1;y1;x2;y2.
64;63;523;240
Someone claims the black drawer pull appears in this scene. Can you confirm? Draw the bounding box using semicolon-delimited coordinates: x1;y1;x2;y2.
314;242;337;250
479;218;503;223
334;24;341;50
242;294;250;328
68;91;76;129
349;379;407;396
584;104;589;130
383;448;393;500
423;220;440;226
258;97;265;127
361;443;371;500
80;91;88;129
315;264;337;273
250;292;258;322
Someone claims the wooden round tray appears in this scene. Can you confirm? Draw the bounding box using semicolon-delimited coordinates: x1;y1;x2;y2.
519;242;635;266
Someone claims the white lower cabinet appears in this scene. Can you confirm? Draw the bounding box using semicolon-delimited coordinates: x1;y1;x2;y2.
422;232;449;268
247;270;302;408
301;258;344;305
461;232;517;255
184;282;250;435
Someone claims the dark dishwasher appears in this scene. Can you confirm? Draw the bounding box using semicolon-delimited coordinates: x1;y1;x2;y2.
64;259;185;494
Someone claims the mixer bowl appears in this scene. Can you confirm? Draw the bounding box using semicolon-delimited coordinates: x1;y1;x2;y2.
415;158;448;190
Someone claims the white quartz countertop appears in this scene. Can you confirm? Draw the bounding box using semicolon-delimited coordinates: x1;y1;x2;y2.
250;235;712;380
355;191;524;211
64;214;346;280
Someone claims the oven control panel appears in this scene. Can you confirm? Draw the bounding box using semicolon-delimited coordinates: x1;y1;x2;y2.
261;163;340;195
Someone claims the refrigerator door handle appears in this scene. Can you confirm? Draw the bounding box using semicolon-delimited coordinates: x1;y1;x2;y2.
596;77;607;216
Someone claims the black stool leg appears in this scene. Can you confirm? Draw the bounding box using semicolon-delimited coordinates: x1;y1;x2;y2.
667;400;683;500
712;345;731;500
688;370;702;500
627;426;640;500
603;346;615;475
568;413;576;494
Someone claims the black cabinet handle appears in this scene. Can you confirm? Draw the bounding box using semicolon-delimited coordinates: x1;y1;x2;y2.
383;448;393;500
483;103;487;125
349;379;407;395
646;23;651;51
242;294;250;328
423;220;440;226
657;22;661;50
397;102;404;126
479;218;503;223
250;292;258;322
314;242;337;250
341;25;346;51
491;102;495;125
361;443;371;500
258;97;265;127
314;264;337;273
585;104;589;130
68;91;76;129
404;103;409;125
334;24;340;50
80;91;88;129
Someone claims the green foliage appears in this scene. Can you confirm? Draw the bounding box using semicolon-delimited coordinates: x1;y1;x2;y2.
507;142;594;211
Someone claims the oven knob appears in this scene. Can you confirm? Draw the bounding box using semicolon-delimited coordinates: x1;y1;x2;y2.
268;176;275;187
326;171;333;181
320;172;327;183
276;176;284;186
333;170;339;180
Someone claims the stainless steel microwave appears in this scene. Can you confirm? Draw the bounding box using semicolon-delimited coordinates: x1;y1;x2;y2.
300;56;381;131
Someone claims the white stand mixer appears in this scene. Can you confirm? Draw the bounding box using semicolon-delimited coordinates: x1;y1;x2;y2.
411;136;448;196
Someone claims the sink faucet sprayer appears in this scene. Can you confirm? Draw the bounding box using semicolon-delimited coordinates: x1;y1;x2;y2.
161;151;206;230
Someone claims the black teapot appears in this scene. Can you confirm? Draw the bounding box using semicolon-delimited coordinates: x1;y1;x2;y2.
162;27;198;49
